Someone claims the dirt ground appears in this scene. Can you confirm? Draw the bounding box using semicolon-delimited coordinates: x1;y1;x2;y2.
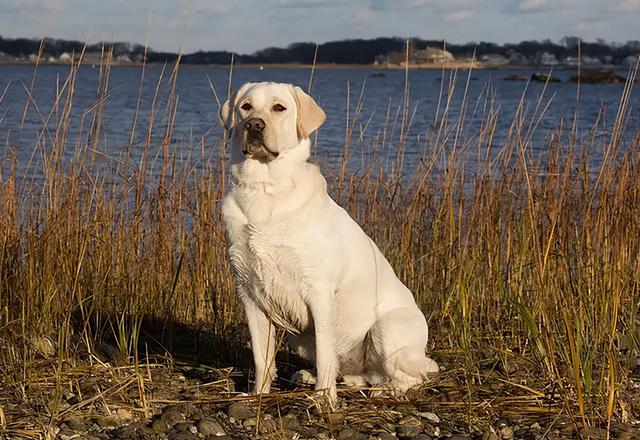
2;324;640;440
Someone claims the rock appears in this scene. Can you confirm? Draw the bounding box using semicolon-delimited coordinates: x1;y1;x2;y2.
498;426;514;439
448;435;471;440
174;422;196;432
396;415;422;438
412;435;433;440
197;417;226;437
418;412;439;424
482;430;500;440
152;418;171;434
116;408;134;421
164;403;196;418
58;429;81;440
168;430;199;440
376;433;396;440
64;416;88;432
94;415;121;429
569;69;626;84
161;411;187;426
243;417;257;428
338;428;368;440
531;72;560;83
227;402;255;421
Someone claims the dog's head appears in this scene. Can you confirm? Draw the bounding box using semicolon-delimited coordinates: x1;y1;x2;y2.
219;82;325;163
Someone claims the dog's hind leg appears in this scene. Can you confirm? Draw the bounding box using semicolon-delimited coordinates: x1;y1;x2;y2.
366;307;439;393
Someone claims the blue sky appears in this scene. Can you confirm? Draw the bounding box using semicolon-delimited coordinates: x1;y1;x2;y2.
0;0;638;53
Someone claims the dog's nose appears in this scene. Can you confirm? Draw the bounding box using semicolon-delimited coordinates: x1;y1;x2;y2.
245;118;265;133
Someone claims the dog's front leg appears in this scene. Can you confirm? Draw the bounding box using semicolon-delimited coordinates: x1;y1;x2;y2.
308;293;338;402
242;296;277;394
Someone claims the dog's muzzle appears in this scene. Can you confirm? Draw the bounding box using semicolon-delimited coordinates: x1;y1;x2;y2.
243;117;279;162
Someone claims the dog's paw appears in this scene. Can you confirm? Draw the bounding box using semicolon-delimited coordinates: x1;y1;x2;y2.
340;374;368;388
291;369;317;386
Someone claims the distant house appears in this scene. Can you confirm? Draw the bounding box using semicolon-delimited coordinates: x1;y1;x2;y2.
83;51;103;64
564;56;603;67
506;51;530;65
623;54;639;66
59;52;72;63
413;47;454;63
116;54;132;64
536;52;559;66
480;53;508;67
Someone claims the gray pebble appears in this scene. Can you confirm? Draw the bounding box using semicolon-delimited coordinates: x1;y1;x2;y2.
168;430;199;440
376;433;397;440
151;418;171;434
64;417;88;432
396;425;422;439
197;417;226;437
161;411;187;426
226;402;255;421
338;428;369;440
173;422;196;432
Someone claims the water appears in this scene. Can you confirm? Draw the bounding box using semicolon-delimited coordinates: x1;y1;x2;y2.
0;64;638;179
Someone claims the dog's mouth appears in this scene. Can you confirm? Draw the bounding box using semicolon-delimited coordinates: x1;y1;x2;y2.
242;137;279;163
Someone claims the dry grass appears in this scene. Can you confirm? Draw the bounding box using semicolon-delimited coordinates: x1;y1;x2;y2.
1;46;639;437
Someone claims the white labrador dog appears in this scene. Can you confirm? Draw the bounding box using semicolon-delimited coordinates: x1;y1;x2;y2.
220;82;438;402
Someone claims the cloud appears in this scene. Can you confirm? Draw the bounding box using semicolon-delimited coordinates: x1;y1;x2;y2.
353;8;378;24
516;0;551;12
444;10;473;21
615;0;640;11
369;0;436;12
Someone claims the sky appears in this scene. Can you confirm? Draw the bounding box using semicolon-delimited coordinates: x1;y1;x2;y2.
0;0;638;54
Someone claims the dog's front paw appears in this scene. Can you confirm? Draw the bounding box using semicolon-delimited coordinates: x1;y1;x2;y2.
291;369;317;386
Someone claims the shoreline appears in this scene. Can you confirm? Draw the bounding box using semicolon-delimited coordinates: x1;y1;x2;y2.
0;60;629;70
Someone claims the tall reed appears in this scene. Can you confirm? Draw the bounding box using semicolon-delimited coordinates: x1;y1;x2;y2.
0;48;639;430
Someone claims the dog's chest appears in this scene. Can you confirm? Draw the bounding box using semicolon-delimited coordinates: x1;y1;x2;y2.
230;222;311;333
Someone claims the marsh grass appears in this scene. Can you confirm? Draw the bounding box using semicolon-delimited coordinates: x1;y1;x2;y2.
0;46;639;436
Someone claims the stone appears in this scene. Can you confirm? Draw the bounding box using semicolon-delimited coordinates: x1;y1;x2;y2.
94;415;121;429
412;435;433;440
116;408;134;421
161;411;187;426
482;431;500;440
376;433;396;440
64;416;88;432
197;417;226;437
168;430;199;440
338;428;369;440
448;435;471;440
418;412;439;424
243;417;257;428
396;415;423;439
498;426;514;439
58;429;81;440
227;402;255;421
151;418;171;434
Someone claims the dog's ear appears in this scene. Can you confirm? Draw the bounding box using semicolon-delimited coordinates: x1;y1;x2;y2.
292;86;326;139
219;83;255;130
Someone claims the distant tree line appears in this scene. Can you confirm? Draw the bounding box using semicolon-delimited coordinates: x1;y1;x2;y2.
1;35;639;65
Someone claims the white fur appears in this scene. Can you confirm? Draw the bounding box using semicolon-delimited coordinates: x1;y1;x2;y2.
220;82;438;402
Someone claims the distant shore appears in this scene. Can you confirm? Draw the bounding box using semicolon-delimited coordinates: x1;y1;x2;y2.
0;60;633;71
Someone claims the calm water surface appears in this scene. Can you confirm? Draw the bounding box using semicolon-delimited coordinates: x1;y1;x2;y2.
0;64;638;178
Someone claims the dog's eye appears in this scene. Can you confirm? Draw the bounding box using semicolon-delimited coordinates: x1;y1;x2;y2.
240;102;252;111
272;103;286;112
